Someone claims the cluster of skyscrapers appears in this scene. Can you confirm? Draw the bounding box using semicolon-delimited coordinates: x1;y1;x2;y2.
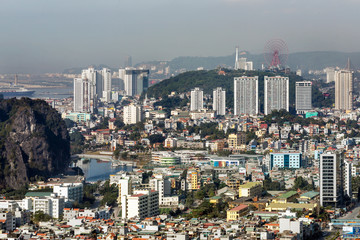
73;67;149;113
74;67;112;113
191;76;313;116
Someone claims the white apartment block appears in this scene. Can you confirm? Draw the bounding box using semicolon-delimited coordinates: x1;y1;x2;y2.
234;76;258;115
53;183;83;203
335;70;353;111
123;105;142;125
264;76;289;115
295;81;312;114
325;67;335;83
121;68;150;96
63;208;111;221
31;195;65;219
235;57;253;71
79;67;112;105
344;160;352;197
73;78;91;113
149;175;178;206
121;190;159;219
213;87;226;115
100;68;112;102
190;88;204;111
117;178;133;205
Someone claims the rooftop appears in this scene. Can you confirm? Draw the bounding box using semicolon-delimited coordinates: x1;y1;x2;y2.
300;191;320;199
25;192;52;197
277;191;298;200
228;204;249;212
239;182;262;189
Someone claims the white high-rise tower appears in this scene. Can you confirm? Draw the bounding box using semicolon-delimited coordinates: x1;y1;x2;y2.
234;46;239;70
213;87;226;115
73;78;90;113
101;68;112;102
234;76;258;115
335;70;353;111
264;76;289;115
123;68;150;96
190;88;204;111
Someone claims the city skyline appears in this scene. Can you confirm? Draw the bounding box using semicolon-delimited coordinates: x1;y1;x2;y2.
1;0;360;73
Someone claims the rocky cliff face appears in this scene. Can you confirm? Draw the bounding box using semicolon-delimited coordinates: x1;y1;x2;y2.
0;98;70;189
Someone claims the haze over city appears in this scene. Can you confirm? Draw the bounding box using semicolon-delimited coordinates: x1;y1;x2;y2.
1;0;360;73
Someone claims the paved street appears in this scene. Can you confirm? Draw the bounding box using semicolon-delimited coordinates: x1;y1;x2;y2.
340;203;360;220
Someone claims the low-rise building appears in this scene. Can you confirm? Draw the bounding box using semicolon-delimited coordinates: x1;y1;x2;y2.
227;204;249;221
239;182;262;198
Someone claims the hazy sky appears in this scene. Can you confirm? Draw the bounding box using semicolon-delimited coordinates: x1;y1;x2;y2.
0;0;359;73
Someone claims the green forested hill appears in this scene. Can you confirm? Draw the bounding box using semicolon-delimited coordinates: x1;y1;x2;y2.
146;69;333;112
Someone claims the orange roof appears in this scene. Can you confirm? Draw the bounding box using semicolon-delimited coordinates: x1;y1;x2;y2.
131;194;145;197
229;204;248;212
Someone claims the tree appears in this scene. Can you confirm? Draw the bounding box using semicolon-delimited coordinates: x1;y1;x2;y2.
149;134;165;144
292;176;314;191
33;211;52;223
114;118;125;129
64;118;75;128
99;180;118;207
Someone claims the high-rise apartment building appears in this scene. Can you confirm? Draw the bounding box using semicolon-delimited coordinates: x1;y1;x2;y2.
149;175;171;206
295;81;312;114
234;76;258;115
100;68;112;102
264;76;289;115
344;160;352;198
73;78;91;113
190;88;203;111
121;190;159;219
325;67;335;83
335;70;353;111
117;178;132;204
81;67;112;100
123;105;142;125
77;67;112;108
320;152;343;207
81;67;97;100
213;87;226;115
122;68;149;96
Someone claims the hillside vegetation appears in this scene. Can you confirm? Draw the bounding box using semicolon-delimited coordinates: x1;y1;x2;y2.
146;69;333;112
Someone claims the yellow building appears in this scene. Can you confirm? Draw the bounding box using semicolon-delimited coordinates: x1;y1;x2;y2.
265;202;317;212
187;168;201;190
226;178;242;190
239;182;262;198
227;133;246;149
227;204;249;221
210;196;221;204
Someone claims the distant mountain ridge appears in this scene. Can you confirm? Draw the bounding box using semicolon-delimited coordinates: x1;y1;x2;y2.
63;51;360;74
168;51;360;71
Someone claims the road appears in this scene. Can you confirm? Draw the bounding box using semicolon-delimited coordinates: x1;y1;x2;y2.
340;203;360;220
